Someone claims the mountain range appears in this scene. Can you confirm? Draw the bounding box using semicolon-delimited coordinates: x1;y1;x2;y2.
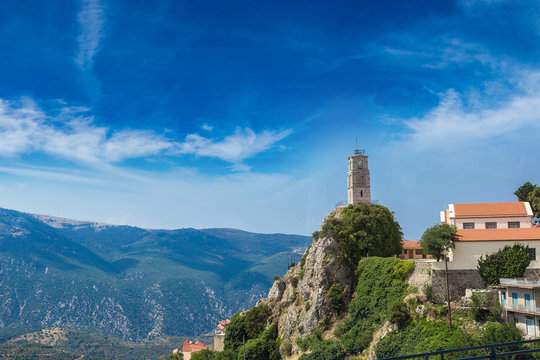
0;207;310;342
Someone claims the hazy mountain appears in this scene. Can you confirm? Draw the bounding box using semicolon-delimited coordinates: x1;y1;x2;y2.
0;208;310;341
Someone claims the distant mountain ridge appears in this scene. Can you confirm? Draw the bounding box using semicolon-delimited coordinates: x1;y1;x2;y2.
0;207;310;341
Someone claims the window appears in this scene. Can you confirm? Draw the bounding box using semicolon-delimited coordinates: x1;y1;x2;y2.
501;291;506;305
485;222;497;229
513;293;518;307
403;249;408;255
463;222;475;229
529;248;536;261
509;221;520;228
526;294;531;308
416;249;423;255
361;190;363;197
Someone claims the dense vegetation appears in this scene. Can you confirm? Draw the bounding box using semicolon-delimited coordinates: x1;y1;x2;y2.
515;181;540;217
420;223;457;261
477;243;531;286
375;320;522;358
298;257;415;359
317;204;403;266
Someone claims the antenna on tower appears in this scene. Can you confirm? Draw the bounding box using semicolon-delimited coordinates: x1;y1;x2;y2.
354;137;360;155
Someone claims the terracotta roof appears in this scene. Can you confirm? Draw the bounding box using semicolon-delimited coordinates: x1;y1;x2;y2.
453;202;528;218
456;228;540;242
182;341;208;353
402;241;421;248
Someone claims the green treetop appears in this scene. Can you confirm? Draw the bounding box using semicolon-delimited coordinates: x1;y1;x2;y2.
514;181;540;217
420;223;457;261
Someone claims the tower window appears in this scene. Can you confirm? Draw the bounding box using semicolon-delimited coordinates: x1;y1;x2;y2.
485;222;497;229
463;223;475;229
361;190;363;197
508;221;520;228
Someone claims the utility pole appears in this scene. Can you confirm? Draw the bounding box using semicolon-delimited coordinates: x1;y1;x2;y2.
445;254;452;329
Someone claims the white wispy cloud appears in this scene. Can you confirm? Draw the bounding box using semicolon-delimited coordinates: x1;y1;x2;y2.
177;128;292;164
402;72;540;150
0;98;291;168
75;0;105;70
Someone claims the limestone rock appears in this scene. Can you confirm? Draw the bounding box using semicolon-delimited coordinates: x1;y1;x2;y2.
258;208;355;356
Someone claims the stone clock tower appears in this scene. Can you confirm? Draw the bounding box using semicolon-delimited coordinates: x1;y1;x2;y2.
347;149;371;205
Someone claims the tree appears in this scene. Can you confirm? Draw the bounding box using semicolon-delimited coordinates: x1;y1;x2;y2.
244;304;270;339
477;244;531;286
224;312;246;352
420;223;457;261
514;181;535;201
514;182;540;218
320;204;403;266
529;186;540;218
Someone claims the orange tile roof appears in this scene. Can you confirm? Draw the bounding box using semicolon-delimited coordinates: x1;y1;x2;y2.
453;202;528;218
402;241;421;248
182;341;208;353
456;228;540;241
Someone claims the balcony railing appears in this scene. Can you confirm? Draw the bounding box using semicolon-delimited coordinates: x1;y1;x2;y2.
503;303;540;314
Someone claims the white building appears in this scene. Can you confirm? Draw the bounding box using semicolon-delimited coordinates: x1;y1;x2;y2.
433;202;540;271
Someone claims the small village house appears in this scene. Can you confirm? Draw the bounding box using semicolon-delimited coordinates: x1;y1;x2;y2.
498;278;540;338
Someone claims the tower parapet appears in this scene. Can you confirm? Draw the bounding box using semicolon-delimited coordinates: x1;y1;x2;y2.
347;150;371;205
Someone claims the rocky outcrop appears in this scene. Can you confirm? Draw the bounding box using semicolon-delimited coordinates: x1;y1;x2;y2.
258;208;355;355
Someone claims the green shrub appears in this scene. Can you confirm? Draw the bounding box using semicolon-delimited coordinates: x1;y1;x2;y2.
388;300;410;327
328;282;344;313
470;292;502;322
244;304;270;339
319;204;403;266
299;268;306;279
337;257;415;354
291;276;299;287
191;349;213;359
299;340;346;360
477;244;531;286
240;324;279;360
482;322;523;351
424;284;435;303
272;275;280;281
224;312;246;351
375;320;475;358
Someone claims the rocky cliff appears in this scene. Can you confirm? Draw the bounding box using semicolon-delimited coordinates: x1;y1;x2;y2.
258;208;356;355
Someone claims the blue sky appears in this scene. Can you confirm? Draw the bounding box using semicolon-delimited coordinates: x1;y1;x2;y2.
0;0;539;239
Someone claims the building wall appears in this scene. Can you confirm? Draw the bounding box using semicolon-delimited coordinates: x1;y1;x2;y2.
431;240;540;270
213;334;225;352
453;216;532;230
507;312;539;338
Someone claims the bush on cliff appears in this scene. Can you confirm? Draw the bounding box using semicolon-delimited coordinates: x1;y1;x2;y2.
477;244;531;286
320;204;403;266
336;257;415;354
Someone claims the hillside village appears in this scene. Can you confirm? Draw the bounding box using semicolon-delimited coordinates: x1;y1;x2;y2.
175;151;540;360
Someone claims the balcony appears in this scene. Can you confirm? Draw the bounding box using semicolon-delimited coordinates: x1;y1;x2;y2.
503;303;540;315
